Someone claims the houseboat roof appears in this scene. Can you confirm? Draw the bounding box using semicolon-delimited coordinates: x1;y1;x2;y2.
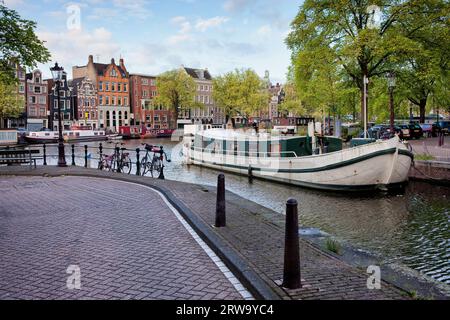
198;129;301;141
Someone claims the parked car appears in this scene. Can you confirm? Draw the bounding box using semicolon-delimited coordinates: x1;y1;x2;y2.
433;120;450;136
420;123;433;137
408;123;423;139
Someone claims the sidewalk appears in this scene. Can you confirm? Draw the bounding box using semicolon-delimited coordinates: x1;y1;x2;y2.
0;175;247;300
1;166;447;300
409;136;450;161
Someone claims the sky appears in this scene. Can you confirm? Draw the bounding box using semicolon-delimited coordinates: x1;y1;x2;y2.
4;0;303;84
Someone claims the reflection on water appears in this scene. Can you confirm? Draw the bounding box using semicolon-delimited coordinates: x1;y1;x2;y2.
39;139;450;284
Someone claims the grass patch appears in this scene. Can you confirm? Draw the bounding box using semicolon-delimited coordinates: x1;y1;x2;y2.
325;238;342;255
414;154;435;161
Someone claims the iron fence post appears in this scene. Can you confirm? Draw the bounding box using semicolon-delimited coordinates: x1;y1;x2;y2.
84;145;88;168
71;145;76;166
43;144;47;166
136;148;141;176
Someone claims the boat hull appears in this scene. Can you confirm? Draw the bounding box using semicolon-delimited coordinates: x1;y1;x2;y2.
185;136;413;192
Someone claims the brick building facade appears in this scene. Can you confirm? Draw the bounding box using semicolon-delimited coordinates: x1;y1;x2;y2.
71;78;98;129
26;70;48;131
73;55;130;132
129;74;173;130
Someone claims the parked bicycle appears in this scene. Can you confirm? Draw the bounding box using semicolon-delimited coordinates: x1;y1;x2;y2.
98;142;133;174
140;144;171;177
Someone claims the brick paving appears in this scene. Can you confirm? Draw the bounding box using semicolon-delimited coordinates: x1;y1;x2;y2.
0;176;244;300
409;136;450;161
0;166;418;299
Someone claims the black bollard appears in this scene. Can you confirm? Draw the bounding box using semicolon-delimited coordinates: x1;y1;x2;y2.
43;144;47;166
136;148;141;176
84;145;88;168
282;198;301;289
248;164;253;183
71;145;76;166
215;173;226;227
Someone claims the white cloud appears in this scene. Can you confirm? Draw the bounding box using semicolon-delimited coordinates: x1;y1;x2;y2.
36;27;120;78
223;0;253;12
195;16;229;32
257;25;272;37
170;16;192;34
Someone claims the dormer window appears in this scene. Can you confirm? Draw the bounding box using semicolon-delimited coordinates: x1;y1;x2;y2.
110;69;118;77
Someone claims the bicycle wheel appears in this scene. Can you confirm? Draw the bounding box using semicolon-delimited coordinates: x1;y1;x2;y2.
141;156;150;176
121;156;132;174
109;155;118;172
150;158;162;178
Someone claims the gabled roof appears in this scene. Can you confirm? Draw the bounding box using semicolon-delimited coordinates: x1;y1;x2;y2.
184;67;212;80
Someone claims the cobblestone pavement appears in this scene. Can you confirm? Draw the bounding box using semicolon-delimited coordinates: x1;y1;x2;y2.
0;176;246;300
0;167;421;299
409;136;450;161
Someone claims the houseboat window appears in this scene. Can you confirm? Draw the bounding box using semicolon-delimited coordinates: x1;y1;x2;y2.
45;133;50;136
94;132;98;136
76;133;80;137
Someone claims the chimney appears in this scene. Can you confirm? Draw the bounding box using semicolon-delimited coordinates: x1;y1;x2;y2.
111;58;115;65
119;58;127;73
88;55;94;64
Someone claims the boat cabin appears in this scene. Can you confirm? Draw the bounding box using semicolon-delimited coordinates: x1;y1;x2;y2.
193;130;342;158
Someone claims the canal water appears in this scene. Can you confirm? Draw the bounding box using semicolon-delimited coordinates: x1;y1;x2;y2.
40;138;449;285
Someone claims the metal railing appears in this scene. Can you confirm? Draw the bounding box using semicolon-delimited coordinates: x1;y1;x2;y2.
11;142;170;179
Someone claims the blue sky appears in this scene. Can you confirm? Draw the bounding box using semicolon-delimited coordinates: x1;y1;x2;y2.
4;0;302;83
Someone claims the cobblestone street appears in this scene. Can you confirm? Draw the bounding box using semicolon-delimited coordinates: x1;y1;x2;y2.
0;176;248;300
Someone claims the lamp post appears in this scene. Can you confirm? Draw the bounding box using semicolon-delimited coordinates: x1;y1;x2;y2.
50;62;67;167
387;72;396;134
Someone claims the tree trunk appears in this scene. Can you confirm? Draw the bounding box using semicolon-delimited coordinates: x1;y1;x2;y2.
419;98;427;123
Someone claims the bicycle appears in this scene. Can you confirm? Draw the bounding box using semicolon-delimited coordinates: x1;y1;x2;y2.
140;143;171;177
98;142;133;174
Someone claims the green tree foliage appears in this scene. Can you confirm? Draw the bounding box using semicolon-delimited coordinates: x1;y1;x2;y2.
286;0;448;124
212;68;269;121
397;1;449;122
0;82;24;118
0;3;50;85
152;68;199;122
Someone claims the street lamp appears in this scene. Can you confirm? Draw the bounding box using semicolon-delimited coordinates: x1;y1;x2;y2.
50;62;67;167
387;71;396;134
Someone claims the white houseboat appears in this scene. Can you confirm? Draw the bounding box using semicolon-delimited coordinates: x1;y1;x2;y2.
183;126;414;192
25;129;108;144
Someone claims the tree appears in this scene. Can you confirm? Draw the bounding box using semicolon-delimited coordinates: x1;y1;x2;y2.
278;83;305;117
152;68;199;124
0;3;50;85
213;68;268;123
398;1;449;122
0;82;24;118
286;0;446;124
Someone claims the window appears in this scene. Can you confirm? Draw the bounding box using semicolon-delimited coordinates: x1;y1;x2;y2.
19;84;25;93
34;86;41;94
29;107;36;116
99;95;103;105
205;96;209;104
154;115;159;122
124;97;128;105
118;97;122;106
99;81;103;91
200;85;203;91
67;100;71;109
105;82;110;91
36;76;41;83
111;82;116;91
142;78;148;85
150;79;156;86
40;108;46;116
111;96;116;105
118;83;121;92
110;69;117;77
143;90;148;97
29;96;36;104
91;98;96;106
39;96;46;104
152;91;157;97
123;84;127;92
105;96;110;105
